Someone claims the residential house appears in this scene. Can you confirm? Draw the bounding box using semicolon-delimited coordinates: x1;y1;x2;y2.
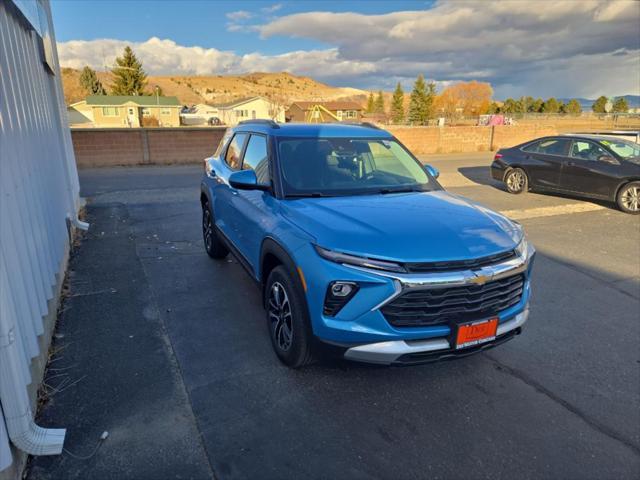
67;95;182;128
213;96;285;125
1;1;84;479
286;101;364;123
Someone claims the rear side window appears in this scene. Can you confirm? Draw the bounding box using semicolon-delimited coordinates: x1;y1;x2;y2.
242;135;270;185
224;133;247;170
528;138;570;156
214;130;232;157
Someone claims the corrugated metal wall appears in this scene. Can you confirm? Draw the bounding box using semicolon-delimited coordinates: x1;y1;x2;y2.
0;0;80;471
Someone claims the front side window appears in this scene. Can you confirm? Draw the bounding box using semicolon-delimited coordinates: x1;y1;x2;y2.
570;140;609;161
527;138;570;156
224;133;247;170
242;135;270;185
277;138;438;196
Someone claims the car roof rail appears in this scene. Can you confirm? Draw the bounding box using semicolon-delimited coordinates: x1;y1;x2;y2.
342;121;382;130
237;119;281;129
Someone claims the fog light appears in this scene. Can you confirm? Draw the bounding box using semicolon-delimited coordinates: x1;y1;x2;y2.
324;281;359;317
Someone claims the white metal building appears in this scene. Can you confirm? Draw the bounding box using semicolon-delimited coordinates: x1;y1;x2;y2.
1;1;85;478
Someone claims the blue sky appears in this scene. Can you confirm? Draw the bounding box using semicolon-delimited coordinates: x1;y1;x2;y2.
52;0;640;99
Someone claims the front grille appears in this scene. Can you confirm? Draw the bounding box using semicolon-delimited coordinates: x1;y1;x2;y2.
404;250;516;273
381;274;524;327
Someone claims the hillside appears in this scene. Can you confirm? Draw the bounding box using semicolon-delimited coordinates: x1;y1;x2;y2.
61;68;369;107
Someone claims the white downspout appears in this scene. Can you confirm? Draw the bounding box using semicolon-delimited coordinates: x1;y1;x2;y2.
0;257;66;457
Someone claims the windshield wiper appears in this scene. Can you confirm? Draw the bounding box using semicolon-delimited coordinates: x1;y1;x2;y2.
285;192;329;198
378;187;422;194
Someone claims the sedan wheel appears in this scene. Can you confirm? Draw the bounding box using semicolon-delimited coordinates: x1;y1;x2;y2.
617;182;640;215
505;168;528;194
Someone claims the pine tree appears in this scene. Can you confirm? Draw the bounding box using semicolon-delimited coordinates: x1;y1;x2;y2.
365;92;375;113
391;82;405;123
408;74;434;125
374;91;385;114
79;66;105;95
612;97;629;113
592;96;608;113
110;46;147;96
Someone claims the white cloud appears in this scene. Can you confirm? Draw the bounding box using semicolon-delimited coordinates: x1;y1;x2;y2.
56;37;375;81
258;0;640;97
226;10;253;21
261;4;282;14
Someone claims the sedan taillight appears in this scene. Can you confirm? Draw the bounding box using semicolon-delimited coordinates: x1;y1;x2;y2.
494;152;503;160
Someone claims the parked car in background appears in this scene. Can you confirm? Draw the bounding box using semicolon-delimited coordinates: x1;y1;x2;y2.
201;121;535;368
491;135;640;214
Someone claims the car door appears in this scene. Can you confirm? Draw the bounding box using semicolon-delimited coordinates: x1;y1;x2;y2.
232;133;279;269
211;132;248;247
561;139;621;198
520;138;569;189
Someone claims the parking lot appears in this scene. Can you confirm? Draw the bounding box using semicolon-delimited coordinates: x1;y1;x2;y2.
29;152;639;480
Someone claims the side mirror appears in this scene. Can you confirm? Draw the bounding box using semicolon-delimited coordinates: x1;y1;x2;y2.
598;155;619;165
425;164;440;179
229;170;270;191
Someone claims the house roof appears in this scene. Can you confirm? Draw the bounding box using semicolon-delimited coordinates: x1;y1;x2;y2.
289;101;363;111
213;96;265;109
85;95;181;107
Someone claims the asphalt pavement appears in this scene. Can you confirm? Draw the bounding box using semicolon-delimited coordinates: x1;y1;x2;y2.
28;152;640;480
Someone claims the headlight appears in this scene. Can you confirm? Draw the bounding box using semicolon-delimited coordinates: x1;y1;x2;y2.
314;245;407;273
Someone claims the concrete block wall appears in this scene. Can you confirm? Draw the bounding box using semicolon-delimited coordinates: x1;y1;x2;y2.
71;128;226;168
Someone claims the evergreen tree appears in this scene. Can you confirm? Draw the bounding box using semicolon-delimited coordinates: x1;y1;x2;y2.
365;92;375;113
612;97;629;113
592;96;608;113
408;74;434;125
79;66;105;95
374;90;385;114
110;46;147;96
542;97;560;113
564;99;582;115
391;82;405;123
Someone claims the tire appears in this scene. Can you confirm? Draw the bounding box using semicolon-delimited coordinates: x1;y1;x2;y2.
616;182;640;215
202;201;229;258
504;168;528;194
265;266;315;368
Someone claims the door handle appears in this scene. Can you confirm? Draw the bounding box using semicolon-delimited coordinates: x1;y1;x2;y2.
567;161;576;167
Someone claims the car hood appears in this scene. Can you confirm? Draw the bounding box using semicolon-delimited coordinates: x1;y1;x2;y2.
280;191;522;263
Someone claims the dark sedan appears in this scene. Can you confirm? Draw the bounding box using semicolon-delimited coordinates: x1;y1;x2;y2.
491;135;640;214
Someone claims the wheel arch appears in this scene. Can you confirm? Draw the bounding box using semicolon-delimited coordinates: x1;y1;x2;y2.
614;178;640;202
259;237;308;309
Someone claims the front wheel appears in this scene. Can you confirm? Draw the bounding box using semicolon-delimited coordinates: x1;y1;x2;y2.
202;202;229;258
265;266;315;368
616;182;640;214
504;168;528;194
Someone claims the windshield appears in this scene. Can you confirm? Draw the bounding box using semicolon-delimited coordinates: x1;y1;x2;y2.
600;138;640;161
277;138;438;197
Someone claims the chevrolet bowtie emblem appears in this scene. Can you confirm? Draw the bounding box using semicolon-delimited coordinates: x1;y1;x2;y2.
470;272;490;285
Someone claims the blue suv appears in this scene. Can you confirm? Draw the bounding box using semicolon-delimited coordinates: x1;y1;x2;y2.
201;121;535;367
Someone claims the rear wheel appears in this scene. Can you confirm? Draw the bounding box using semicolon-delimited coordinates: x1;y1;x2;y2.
265;266;315;368
616;182;640;214
202;201;229;258
504;168;528;194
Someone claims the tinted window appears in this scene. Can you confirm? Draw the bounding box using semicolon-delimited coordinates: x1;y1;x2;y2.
531;138;570;156
214;130;232;157
570;140;609;161
277;138;435;196
224;133;247;170
242;135;270;185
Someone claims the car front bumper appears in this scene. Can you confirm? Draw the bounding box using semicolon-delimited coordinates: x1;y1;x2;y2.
344;308;528;365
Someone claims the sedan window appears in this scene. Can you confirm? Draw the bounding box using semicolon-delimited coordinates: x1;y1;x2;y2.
532;138;570;156
570;141;609;162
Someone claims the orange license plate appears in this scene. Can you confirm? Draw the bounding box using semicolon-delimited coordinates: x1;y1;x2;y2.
455;318;498;350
